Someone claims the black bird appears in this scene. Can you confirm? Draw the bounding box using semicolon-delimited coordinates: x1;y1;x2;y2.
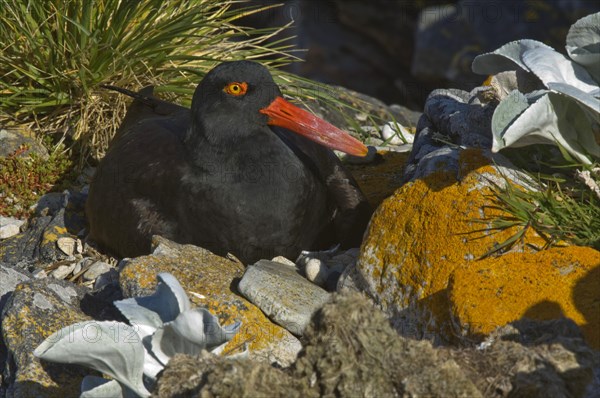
86;61;371;264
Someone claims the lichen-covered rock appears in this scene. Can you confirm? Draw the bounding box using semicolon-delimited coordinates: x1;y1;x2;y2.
346;149;410;209
449;247;600;349
1;278;91;397
0;127;49;160
0;191;87;271
356;148;547;343
119;237;301;366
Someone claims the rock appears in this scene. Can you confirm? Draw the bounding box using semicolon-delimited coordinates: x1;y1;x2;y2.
82;261;112;281
56;237;78;256
238;260;331;336
449;246;600;349
411;1;598;90
49;263;76;280
442;318;600;398
0;217;24;240
1;278;91;397
303;258;329;287
93;268;119;290
356;148;548;343
0;127;49;160
381;122;414;145
271;256;295;267
0;190;87;271
119;237;302;367
345;149;411;209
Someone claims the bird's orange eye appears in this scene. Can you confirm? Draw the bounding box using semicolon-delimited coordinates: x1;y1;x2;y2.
224;82;248;96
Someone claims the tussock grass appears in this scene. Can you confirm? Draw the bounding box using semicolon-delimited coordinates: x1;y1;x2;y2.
1;0;382;166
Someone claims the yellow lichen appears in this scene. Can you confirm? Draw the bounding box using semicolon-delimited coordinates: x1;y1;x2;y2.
120;244;289;353
357;148;547;338
449;246;600;348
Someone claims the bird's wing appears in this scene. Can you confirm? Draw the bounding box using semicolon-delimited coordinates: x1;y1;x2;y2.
272;126;372;248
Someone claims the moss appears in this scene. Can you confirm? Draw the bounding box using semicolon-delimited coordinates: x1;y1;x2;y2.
0;144;76;218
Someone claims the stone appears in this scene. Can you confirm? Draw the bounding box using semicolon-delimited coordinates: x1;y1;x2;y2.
0;190;87;271
345;149;411;209
303;258;329;287
1;278;91;397
238;260;331;336
82;261;112;281
356;148;548;343
271;255;295;267
49;263;76;280
448;246;600;349
56;237;77;256
119;237;301;367
0;217;24;240
0;127;49;160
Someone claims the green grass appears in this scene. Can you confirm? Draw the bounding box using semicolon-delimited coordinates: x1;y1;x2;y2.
479;163;600;256
0;0;391;167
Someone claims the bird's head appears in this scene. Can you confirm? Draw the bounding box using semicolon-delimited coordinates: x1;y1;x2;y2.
190;61;368;157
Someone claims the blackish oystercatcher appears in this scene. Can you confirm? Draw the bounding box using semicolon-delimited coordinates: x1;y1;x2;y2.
86;61;371;264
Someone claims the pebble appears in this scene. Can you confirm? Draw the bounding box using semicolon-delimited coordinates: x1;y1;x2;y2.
381;122;414;145
94;268;119;290
238;260;331;335
56;237;80;256
83;261;112;281
305;258;329;287
50;263;76;280
271;256;296;267
0;216;24;239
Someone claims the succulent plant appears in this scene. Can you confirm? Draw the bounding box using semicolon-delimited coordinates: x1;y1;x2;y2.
34;273;241;397
472;12;600;165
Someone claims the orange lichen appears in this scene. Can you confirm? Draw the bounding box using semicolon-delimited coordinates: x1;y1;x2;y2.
119;242;289;353
449;246;600;349
347;151;410;208
357;148;547;339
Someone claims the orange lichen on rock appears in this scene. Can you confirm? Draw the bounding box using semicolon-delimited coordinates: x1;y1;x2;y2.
356;148;546;340
449;246;600;349
347;150;410;208
119;238;299;364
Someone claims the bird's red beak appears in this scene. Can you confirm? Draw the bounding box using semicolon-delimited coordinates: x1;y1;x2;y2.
260;96;368;157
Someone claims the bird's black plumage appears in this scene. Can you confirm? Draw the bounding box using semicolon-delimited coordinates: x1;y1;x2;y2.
86;61;371;264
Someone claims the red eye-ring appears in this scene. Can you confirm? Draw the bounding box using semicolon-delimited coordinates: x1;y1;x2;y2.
224;82;248;96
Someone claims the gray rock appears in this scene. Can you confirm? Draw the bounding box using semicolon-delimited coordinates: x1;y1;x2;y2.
1;278;91;397
304;258;329;287
238;260;331;335
0;217;24;240
49;263;76;280
0;190;87;271
82;261;112;281
0;127;49;160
